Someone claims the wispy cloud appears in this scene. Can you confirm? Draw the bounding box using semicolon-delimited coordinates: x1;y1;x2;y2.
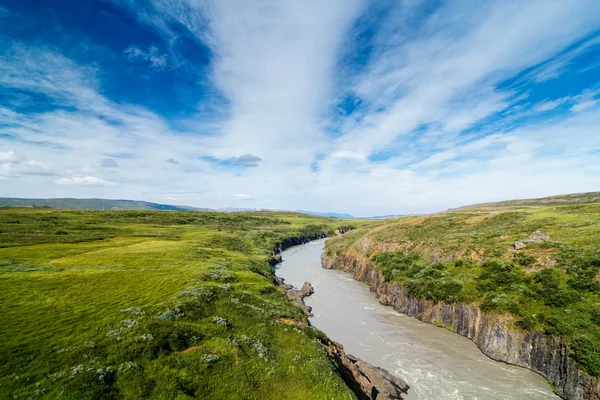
0;151;56;179
124;45;169;71
527;34;600;83
54;176;117;187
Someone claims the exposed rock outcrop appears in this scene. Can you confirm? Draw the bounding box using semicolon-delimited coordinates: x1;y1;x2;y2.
514;241;527;250
529;230;551;243
514;230;551;250
322;250;600;400
286;282;315;317
326;340;409;400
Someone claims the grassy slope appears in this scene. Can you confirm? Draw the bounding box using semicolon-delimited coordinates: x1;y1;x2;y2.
326;200;600;376
0;209;368;399
450;191;600;211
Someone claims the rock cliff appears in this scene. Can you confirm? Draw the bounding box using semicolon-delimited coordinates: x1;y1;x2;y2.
322;250;600;400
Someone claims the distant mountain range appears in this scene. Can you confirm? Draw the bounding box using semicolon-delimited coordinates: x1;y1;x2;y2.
0;198;355;218
0;197;209;211
357;214;404;220
294;210;354;219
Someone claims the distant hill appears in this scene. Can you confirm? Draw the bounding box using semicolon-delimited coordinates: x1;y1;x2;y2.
0;198;355;218
358;214;404;220
449;191;600;212
0;198;210;211
295;210;354;219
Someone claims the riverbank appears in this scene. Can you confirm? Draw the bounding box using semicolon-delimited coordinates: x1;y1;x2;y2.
277;239;557;399
323;200;600;399
272;241;410;400
322;251;597;399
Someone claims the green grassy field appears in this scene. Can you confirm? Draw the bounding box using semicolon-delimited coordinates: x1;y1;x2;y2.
0;208;367;399
326;201;600;377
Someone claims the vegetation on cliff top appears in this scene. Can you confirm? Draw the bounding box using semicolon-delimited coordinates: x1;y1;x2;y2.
326;200;600;377
0;208;368;399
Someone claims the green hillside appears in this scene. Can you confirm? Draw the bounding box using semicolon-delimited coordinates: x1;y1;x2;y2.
0;208;368;399
327;196;600;376
450;192;600;211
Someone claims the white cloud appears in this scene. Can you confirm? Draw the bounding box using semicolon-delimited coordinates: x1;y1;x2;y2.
535;98;568;112
572;100;598;112
0;151;55;178
533;88;600;113
0;151;17;162
527;35;600;83
335;1;600;157
54;176;117;187
137;0;365;163
233;194;251;200
124;45;168;71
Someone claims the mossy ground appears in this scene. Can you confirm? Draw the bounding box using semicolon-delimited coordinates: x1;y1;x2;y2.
0;208;367;399
326;203;600;377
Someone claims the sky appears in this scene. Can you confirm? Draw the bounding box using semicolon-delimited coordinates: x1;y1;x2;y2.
1;0;600;217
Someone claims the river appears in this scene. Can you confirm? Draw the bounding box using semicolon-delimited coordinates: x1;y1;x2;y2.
275;239;558;400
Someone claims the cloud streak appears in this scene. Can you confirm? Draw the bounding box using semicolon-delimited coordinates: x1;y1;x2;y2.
54;176;118;187
124;45;169;71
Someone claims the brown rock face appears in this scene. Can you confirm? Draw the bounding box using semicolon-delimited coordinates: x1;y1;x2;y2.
326;340;409;400
322;250;600;400
286;282;315;317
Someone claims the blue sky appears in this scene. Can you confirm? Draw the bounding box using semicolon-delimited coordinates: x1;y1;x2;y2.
1;0;599;216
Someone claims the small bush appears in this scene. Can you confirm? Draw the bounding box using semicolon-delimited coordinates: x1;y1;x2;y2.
516;252;536;268
571;336;600;377
515;316;537;331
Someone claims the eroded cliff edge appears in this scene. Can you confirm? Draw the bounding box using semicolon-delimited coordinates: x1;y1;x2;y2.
322;249;600;400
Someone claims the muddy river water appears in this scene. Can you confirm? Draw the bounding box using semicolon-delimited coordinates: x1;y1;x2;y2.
275;239;558;400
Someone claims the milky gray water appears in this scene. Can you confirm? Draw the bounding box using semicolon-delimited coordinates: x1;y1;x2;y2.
276;239;558;400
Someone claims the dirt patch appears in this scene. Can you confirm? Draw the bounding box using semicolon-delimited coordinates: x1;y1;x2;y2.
463;212;498;225
181;345;203;354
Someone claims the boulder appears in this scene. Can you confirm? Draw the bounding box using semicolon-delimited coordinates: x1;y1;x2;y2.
529;230;550;243
514;241;527;250
286;282;315;317
327;340;409;399
300;282;314;297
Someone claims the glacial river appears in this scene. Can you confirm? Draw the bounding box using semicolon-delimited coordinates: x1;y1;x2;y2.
275;239;558;400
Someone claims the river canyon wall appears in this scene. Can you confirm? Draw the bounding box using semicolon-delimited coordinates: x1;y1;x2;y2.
272;236;410;400
322;249;600;400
